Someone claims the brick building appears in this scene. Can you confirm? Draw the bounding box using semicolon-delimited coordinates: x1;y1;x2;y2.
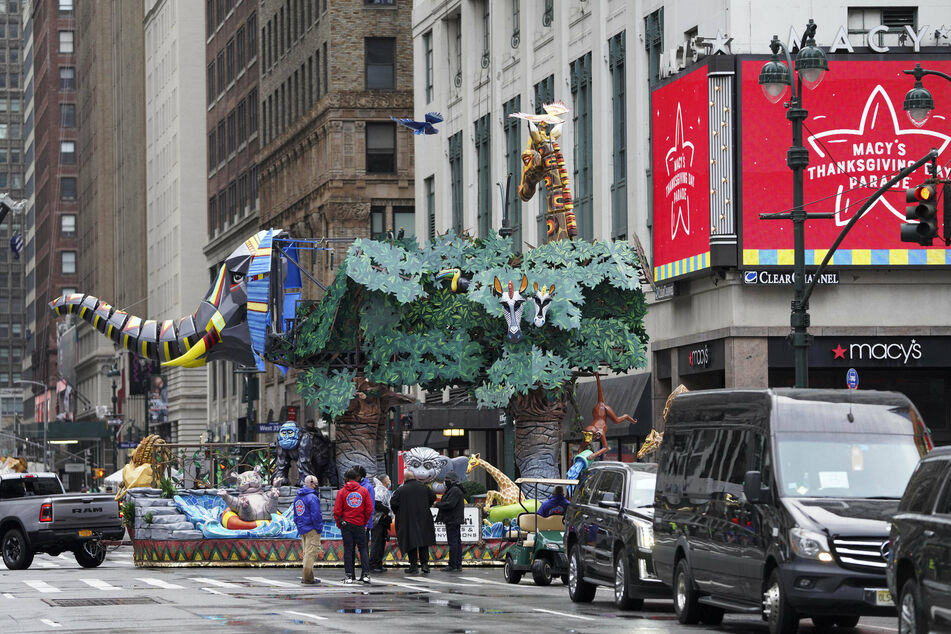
256;0;414;428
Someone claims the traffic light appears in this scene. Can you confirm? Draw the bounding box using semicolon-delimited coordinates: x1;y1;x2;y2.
901;184;938;245
93;468;105;479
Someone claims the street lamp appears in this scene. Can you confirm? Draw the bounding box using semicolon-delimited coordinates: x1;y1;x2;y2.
17;379;50;471
758;20;830;388
902;63;949;127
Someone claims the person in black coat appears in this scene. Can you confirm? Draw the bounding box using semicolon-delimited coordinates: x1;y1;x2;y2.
434;471;465;572
389;470;436;574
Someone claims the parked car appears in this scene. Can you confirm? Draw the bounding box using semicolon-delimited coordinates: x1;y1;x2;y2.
652;388;932;634
0;472;123;569
563;461;666;610
887;446;951;634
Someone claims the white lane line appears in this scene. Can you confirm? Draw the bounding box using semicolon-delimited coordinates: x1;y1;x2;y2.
284;610;327;622
244;576;298;588
23;580;60;593
40;618;62;628
188;577;241;588
55;554;72;561
533;607;594;621
201;587;225;596
2;593;15;599
81;578;121;591
411;576;478;587
460;575;522;587
32;562;60;569
137;577;184;590
376;580;440;593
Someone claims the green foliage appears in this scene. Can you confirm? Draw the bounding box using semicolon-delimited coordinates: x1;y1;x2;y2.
159;478;176;499
143;511;154;525
476;346;573;408
120;501;135;529
459;479;487;502
297;368;357;419
346;238;426;303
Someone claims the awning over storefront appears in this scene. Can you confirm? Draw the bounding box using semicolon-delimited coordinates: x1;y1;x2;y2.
562;373;653;440
410;406;504;431
403;430;451;450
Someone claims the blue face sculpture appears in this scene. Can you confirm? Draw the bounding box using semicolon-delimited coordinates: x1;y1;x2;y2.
278;422;300;450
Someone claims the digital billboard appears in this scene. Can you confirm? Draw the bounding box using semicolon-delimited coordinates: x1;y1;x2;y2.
651;65;711;282
740;58;951;267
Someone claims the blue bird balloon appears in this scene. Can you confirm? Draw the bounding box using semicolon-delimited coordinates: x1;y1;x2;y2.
390;111;443;135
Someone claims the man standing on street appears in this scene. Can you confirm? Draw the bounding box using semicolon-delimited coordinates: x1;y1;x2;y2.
434;471;464;572
368;474;392;573
293;475;323;585
390;470;436;575
334;469;373;584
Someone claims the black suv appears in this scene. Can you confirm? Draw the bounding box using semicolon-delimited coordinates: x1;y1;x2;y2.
563;461;666;609
888;446;951;634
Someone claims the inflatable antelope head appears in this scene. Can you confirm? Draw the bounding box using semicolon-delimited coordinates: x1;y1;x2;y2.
531;282;555;327
493;275;529;343
49;230;283;368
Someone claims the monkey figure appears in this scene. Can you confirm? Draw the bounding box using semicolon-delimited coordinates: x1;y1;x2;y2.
581;374;637;460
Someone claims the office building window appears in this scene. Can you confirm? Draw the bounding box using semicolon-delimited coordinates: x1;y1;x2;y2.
59;30;73;54
236;26;246;70
502;96;522;252
216;51;225;96
424;31;432;103
226;37;235;84
207;61;215;104
60;141;76;164
370;206;385;239
449;131;463;234
365;37;395;90
609;31;627;239
645;8;664;86
511;0;520;47
366;122;395;173
481;1;490;68
571;52;592;241
247;13;257;60
543;0;553;27
248;88;258;135
208;196;216;235
8;72;16;89
61;214;76;237
533;75;554;240
475;114;491;237
61;251;76;274
393;205;415;239
206;0;214;37
60;103;75;128
58;0;72;13
208;130;216;170
237;99;247;146
227;110;236;155
61;177;76;200
59;67;75;91
425;175;435;241
217;190;226;231
217;120;226;163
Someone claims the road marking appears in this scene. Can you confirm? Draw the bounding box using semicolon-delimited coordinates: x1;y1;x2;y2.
40;619;61;628
55;554;72;561
460;576;524;587
533;608;594;621
411;576;478;587
376;580;440;593
284;610;327;622
244;576;298;588
2;593;14;599
201;587;226;596
189;577;241;588
23;580;60;593
137;577;184;590
32;562;60;568
81;578;121;591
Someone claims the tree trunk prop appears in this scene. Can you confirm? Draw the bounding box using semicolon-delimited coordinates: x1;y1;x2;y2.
510;387;567;490
333;377;412;482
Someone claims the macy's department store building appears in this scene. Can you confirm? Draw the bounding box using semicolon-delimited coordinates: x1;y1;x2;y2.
647;47;951;446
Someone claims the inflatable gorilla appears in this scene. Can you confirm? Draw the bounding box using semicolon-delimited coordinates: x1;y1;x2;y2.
272;421;337;488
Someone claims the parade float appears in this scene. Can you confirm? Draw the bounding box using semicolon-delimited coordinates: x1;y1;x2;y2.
48;102;650;567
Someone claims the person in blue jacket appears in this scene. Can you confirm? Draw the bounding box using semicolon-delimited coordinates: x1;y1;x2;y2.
293;475;323;584
356;466;376;536
537;486;569;518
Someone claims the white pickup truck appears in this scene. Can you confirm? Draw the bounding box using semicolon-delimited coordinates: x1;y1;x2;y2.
0;472;124;569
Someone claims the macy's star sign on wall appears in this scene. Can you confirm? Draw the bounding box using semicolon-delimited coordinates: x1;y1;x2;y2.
664;103;696;240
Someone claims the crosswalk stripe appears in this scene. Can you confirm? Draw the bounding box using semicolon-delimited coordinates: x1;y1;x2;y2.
201;587;225;596
533;607;594;621
376;580;440;593
284;610;327;622
81;578;121;591
188;577;241;588
244;576;298;588
2;593;15;599
411;576;478;587
32;562;60;569
23;580;60;593
40;618;61;628
137;577;184;590
459;576;517;587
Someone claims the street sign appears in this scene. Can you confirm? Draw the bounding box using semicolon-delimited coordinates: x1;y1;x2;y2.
64;463;86;473
118;441;138;449
257;422;281;433
107;418;123;427
846;368;859;390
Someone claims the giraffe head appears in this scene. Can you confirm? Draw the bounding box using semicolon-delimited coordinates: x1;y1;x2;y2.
466;453;481;474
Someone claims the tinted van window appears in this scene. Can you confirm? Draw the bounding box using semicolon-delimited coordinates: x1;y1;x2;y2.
592;470;623;503
900;460;945;513
574;470;601;505
28;477;63;496
0;479;26;498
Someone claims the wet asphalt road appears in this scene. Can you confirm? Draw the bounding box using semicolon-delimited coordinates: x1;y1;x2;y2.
0;547;899;633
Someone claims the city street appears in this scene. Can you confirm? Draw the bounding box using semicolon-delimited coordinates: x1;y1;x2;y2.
0;547;900;633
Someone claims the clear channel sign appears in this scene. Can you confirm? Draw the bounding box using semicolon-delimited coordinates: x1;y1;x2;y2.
846;368;859;390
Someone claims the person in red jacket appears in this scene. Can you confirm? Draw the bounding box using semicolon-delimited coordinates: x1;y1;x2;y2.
333;469;373;584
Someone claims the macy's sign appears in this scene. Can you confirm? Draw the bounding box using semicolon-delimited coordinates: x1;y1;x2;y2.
832;339;922;364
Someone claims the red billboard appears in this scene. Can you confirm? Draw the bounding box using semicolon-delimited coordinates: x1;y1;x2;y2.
740;58;951;267
651;66;711;282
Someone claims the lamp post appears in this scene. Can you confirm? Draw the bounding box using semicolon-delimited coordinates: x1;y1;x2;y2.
758;20;830;388
902;63;951;127
17;379;50;471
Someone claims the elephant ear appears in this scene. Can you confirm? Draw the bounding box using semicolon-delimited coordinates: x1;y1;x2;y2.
435;456;449;470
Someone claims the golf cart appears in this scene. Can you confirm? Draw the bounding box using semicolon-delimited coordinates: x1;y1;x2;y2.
502;477;577;586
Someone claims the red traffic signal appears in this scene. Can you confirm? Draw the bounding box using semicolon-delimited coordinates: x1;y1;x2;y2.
901;184;938;245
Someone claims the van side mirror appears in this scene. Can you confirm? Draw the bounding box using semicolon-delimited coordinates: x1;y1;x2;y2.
598;492;621;510
743;471;773;505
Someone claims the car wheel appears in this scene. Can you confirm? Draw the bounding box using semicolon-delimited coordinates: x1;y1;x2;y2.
899;579;927;634
700;605;725;625
74;540;107;568
532;558;553;586
834;615;860;628
502;555;522;584
614;551;644;611
567;545;596;603
673;558;701;625
1;528;33;570
763;569;799;634
560;574;569;585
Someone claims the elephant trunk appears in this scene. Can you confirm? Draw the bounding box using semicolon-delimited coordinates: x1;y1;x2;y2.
49;292;217;367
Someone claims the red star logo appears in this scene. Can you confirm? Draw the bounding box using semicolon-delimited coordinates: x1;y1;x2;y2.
832;344;846;360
